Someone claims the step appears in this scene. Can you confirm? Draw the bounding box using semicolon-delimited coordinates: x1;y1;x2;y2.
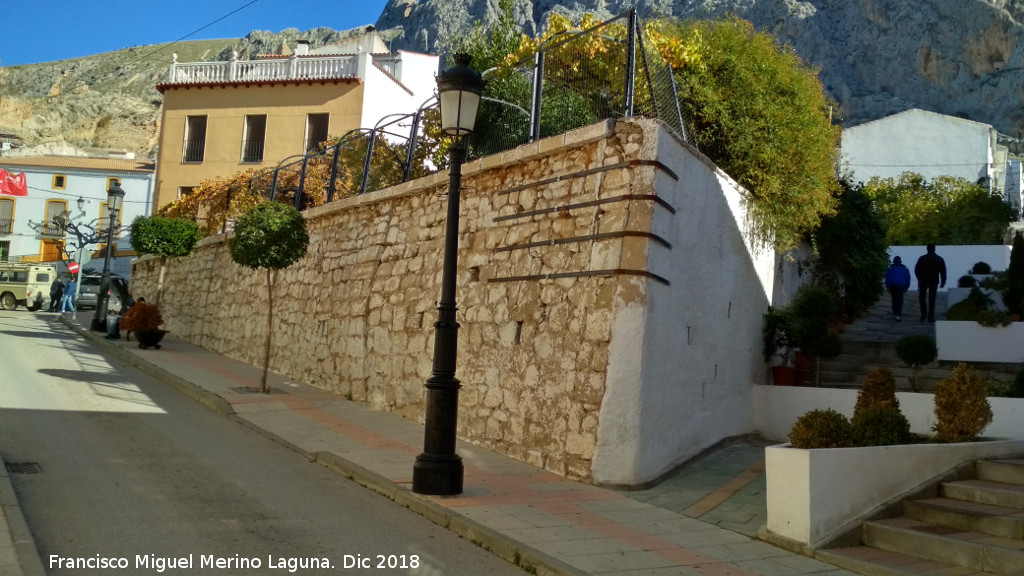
817;546;992;576
863;517;1024;574
978;460;1024;487
942;480;1024;509
903;498;1024;540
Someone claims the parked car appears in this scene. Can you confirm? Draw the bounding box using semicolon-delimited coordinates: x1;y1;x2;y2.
76;274;131;312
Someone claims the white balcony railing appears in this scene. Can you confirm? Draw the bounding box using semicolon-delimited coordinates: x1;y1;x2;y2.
167;53;360;85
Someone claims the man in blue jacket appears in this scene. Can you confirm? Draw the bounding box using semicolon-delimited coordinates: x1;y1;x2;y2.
884;256;911;321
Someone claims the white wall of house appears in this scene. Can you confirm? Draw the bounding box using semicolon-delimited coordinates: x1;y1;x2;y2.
360;51;439;134
592;125;789;486
0;161;153;276
841;109;997;188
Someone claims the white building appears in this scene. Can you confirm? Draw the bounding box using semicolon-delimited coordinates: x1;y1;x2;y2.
840;108;1009;194
0;156;155;276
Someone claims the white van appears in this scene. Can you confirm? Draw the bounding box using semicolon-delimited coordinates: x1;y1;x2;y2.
0;263;57;311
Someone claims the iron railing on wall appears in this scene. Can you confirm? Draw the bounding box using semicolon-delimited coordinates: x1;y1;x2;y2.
207;8;691;233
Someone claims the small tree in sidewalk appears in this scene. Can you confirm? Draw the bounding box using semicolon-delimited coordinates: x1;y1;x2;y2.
229;202;309;394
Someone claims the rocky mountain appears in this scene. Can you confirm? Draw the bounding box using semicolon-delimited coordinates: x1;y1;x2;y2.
0;27;376;159
376;0;1024;137
2;0;1023;158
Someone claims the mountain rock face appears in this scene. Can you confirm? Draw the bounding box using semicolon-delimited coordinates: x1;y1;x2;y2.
376;0;1024;136
2;0;1023;158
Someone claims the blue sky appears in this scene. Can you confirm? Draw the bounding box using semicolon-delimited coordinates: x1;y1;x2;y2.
0;0;392;66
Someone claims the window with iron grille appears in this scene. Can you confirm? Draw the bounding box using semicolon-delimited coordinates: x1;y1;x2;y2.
97;202;122;238
52;174;67;190
305;113;329;152
242;115;267;162
183;115;207;163
0;198;12;235
42;200;67;237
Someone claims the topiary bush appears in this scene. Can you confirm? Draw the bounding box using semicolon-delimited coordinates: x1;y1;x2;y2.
975;308;1012;327
971;261;992;274
1011;365;1024;398
854;367;899;417
957;275;977;288
789;409;853;448
895;334;937;391
933;363;993;443
851;406;913;446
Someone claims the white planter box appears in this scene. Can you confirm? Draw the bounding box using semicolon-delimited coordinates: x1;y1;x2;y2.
935;320;1024;363
765;439;1024;548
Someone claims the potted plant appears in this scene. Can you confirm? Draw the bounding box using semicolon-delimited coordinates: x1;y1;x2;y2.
763;305;799;385
119;300;166;349
787;284;843;386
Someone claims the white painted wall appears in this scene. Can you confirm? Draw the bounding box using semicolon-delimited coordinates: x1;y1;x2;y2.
752;384;1024;441
936;321;1024;363
593;124;787;486
888;244;1011;291
766;439;1024;547
1006;159;1022;219
359;52;439;137
841;109;995;186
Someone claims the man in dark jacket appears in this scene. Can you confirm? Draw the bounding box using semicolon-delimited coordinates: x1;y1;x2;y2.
915;244;947;322
48;278;64;312
884;256;911;321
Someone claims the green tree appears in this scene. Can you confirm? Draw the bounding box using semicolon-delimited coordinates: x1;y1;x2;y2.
229;202;310;393
129;215;202;306
864;173;1014;245
667;17;842;250
811;181;889;319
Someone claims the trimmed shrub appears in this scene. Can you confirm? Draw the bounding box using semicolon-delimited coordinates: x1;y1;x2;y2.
851;406;913;446
895;334;937;391
854;367;899;417
971;261;992;274
933;363;993;442
976;308;1012;327
789;409;852;449
957;275;977;288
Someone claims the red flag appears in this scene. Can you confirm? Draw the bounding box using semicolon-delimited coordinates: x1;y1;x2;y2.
0;169;27;197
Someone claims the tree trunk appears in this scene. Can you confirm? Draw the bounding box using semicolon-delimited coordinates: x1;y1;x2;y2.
261;268;274;394
155;258;167;307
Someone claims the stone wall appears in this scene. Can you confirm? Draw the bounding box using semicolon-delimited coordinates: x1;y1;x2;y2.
132;119;677;482
132;118;790;485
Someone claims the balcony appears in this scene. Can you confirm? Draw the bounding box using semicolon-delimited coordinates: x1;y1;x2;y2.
166;54;360;86
40;223;65;238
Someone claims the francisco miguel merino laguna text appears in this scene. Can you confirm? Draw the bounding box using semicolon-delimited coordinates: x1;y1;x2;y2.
49;554;343;572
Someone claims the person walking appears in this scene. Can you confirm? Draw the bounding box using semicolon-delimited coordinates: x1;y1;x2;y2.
884;256;911;321
915;244;947;322
48;277;64;312
61;278;77;313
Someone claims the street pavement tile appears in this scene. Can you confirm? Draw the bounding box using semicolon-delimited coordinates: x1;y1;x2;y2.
623;517;721;535
560;550;680;572
536;536;643;557
577;498;658;512
597;507;690;523
655;529;752;549
595;567;706;576
689;541;793;563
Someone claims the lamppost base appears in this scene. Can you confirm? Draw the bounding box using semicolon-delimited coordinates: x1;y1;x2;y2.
412;454;464;495
90;318;108;332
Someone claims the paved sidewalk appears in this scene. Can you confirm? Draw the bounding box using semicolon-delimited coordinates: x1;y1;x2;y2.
5;314;855;576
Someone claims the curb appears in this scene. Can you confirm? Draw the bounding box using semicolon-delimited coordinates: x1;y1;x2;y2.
0;456;45;576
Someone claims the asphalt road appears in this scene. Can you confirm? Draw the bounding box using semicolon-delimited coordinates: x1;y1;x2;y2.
0;310;528;576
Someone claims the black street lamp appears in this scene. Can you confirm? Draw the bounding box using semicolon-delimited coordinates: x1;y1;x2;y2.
412;54;484;496
90;183;125;331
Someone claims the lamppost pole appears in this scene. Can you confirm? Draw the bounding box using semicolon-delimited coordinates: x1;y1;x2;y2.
412;54;484;496
90;183;125;331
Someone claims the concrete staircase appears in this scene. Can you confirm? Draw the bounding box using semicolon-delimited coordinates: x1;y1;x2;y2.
816;290;952;391
818;458;1024;576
